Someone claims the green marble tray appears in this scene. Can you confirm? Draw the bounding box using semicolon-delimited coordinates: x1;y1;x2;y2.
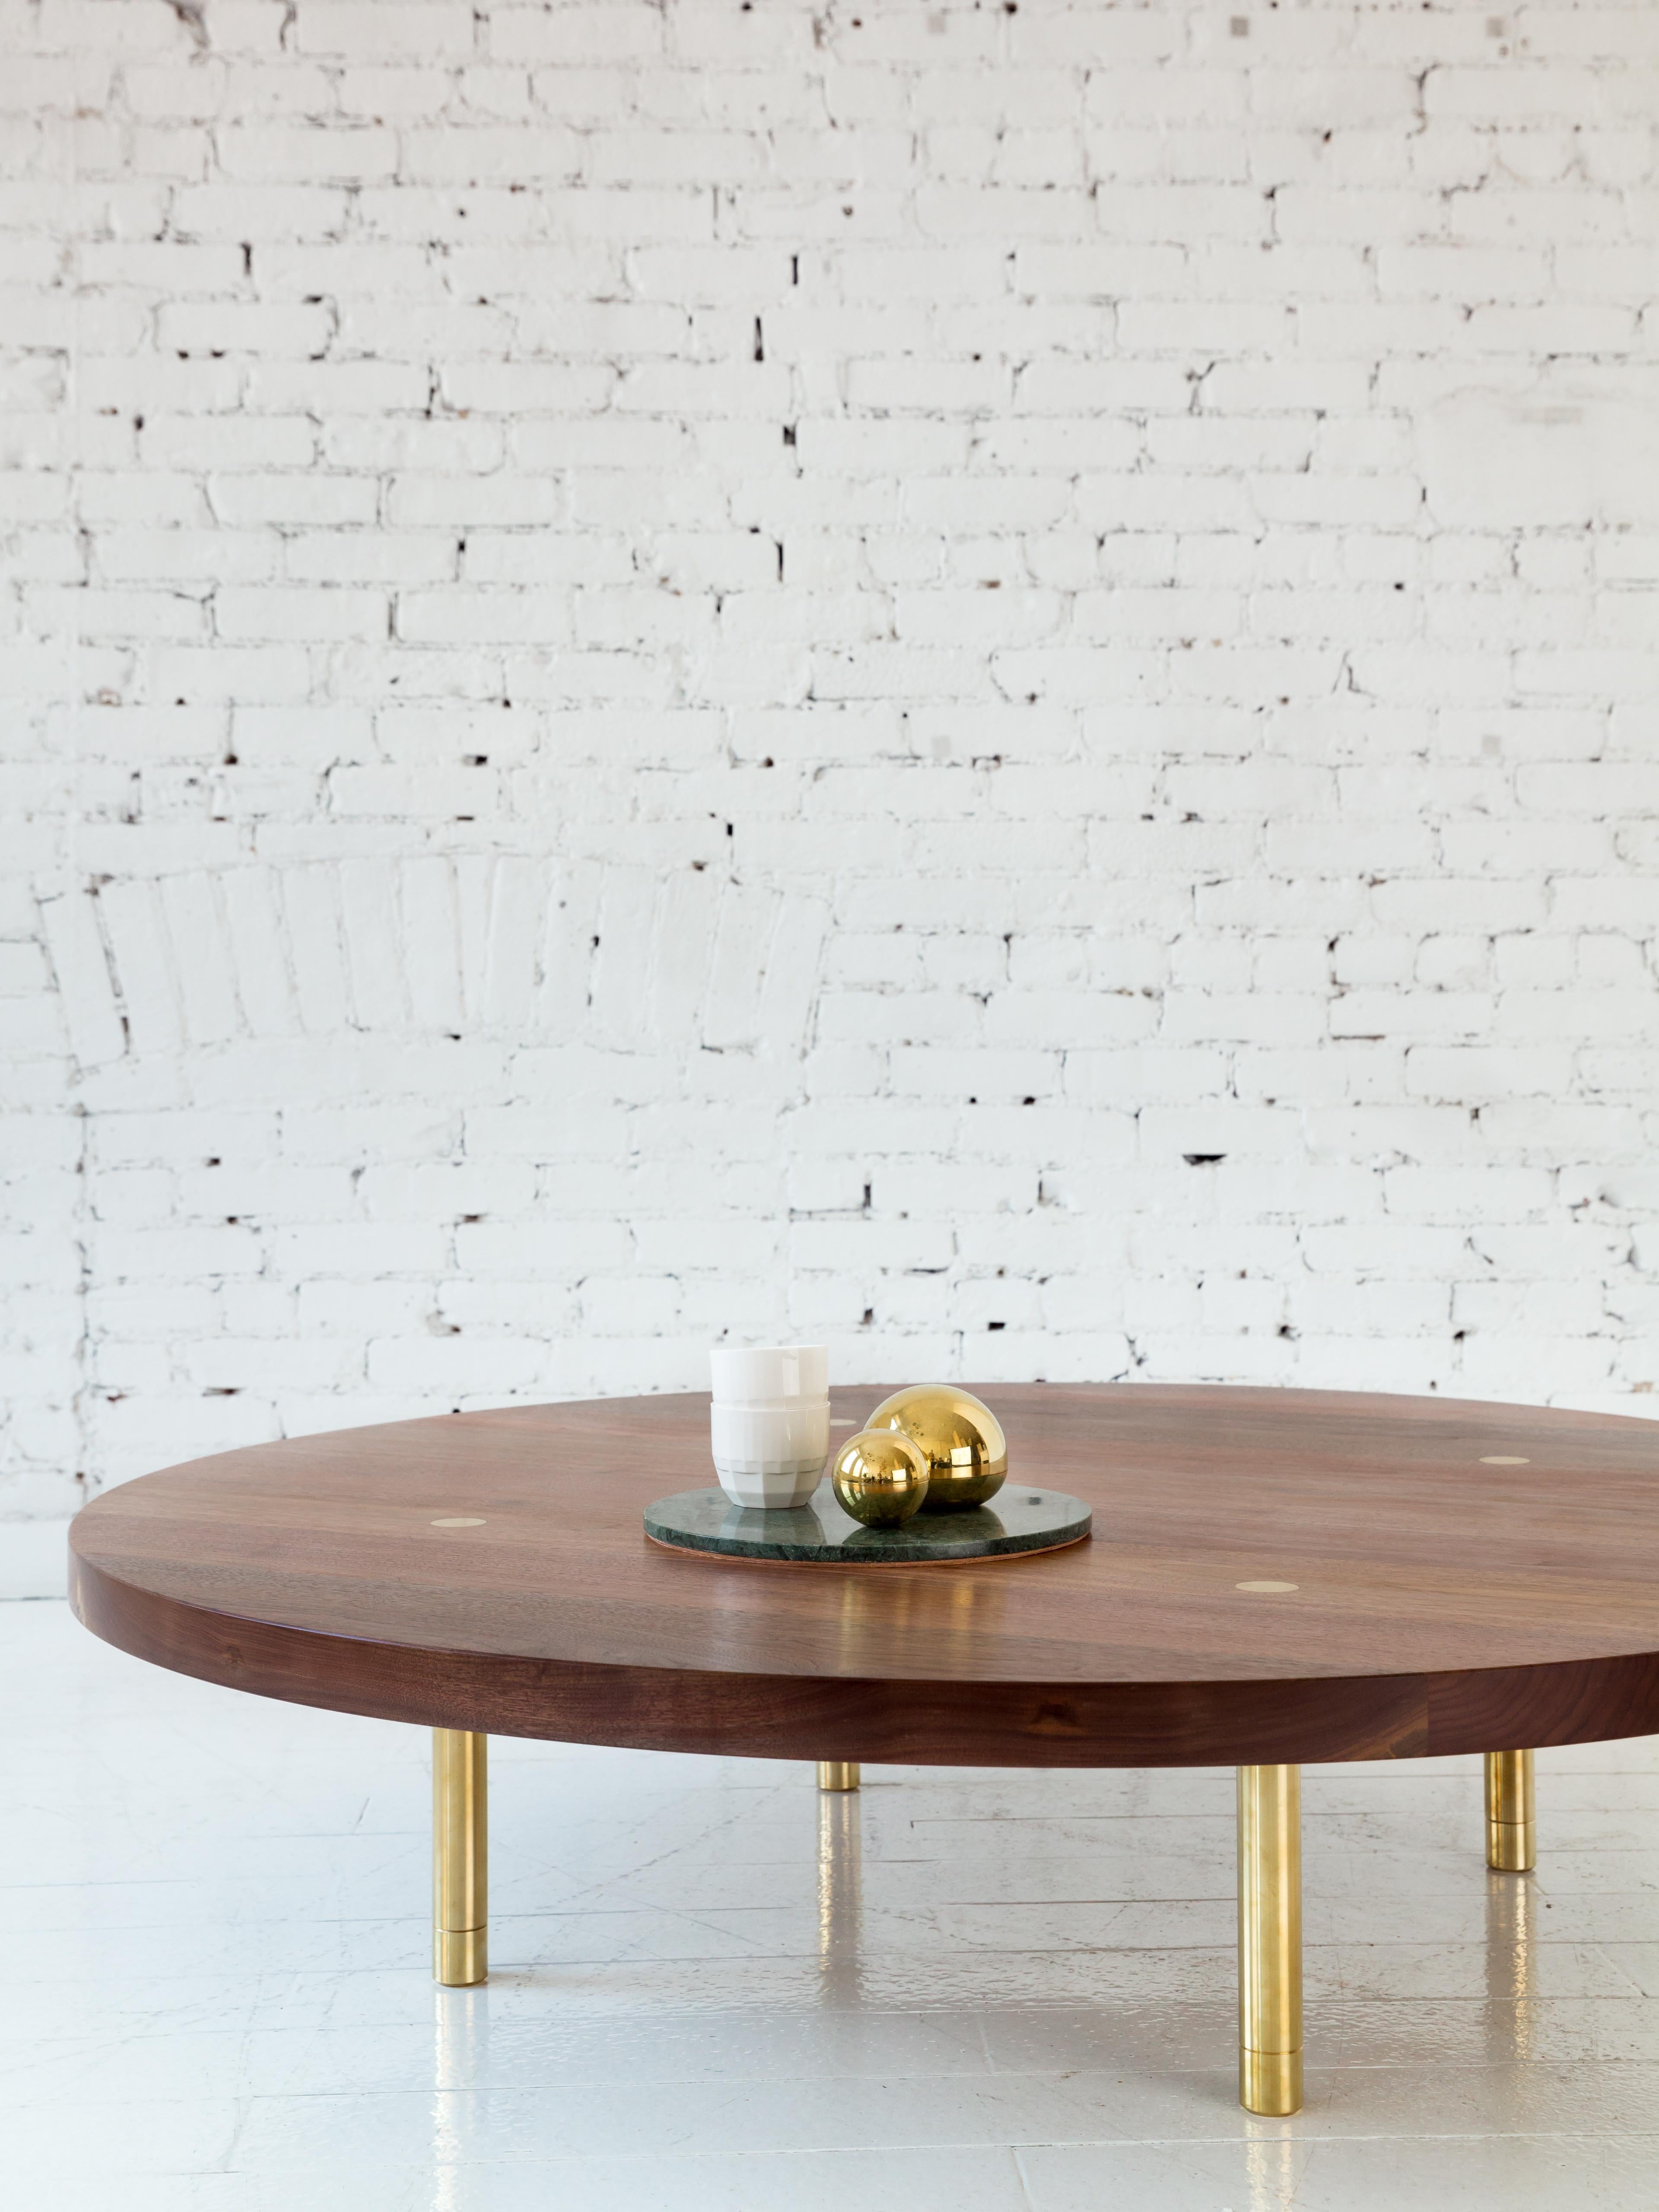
644;1480;1091;1565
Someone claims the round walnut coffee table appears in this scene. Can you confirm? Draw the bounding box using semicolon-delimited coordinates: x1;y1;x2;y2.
67;1382;1659;2116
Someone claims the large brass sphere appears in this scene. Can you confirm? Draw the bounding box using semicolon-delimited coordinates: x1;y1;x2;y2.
864;1384;1007;1511
830;1428;930;1526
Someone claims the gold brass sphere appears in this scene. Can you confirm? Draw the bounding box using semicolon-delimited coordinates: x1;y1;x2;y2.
864;1384;1007;1512
830;1428;931;1526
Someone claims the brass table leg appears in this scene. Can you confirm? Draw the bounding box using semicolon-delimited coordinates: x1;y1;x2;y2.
1485;1749;1535;1872
1238;1763;1303;2117
433;1728;487;1986
818;1761;859;1792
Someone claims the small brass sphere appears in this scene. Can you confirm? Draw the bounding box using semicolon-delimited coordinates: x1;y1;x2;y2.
864;1384;1007;1512
830;1428;930;1526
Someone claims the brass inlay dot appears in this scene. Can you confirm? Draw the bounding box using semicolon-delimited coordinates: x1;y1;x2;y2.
1480;1456;1530;1465
431;1517;486;1528
1236;1580;1299;1593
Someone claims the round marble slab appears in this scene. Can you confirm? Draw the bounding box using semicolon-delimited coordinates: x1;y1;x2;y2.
643;1479;1092;1566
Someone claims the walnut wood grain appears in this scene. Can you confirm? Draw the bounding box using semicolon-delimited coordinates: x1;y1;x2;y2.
67;1383;1659;1768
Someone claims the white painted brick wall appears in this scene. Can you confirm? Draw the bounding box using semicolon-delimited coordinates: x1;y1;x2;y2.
3;0;1659;1527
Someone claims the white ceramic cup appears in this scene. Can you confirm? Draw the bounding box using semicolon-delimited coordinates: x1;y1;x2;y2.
709;1344;830;1509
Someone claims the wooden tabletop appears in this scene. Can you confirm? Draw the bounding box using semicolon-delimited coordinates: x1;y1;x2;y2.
68;1383;1659;1768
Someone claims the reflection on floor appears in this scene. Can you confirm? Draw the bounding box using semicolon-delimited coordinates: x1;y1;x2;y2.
11;1597;1659;2209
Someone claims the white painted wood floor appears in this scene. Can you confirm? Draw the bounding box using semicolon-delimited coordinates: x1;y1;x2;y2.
11;1597;1659;2210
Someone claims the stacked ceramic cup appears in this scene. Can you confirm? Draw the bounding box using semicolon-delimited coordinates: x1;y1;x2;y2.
709;1344;830;1508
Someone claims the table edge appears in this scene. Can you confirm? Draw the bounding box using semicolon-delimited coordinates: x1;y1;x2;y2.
68;1541;1659;1769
